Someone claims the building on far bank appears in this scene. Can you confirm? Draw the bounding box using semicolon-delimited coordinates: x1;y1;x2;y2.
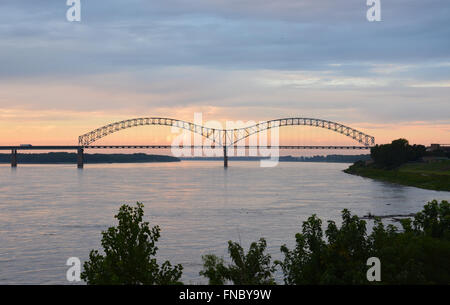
423;144;450;163
427;144;450;153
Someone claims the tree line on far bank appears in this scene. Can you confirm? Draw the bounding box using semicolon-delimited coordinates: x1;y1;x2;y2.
0;152;180;163
81;201;450;285
369;138;448;169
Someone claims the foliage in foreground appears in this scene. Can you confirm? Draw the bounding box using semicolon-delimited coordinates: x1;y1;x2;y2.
81;200;449;285
277;200;449;284
200;238;276;285
81;202;183;284
201;200;450;285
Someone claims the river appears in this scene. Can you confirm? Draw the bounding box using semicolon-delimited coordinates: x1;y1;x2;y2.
0;161;448;284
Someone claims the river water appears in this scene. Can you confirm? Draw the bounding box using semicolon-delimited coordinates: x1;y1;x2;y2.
0;161;448;284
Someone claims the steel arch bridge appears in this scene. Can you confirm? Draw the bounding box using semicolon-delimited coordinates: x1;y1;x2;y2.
78;117;375;147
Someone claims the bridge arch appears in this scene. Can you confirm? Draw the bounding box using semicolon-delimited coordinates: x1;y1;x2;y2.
78;117;223;146
227;118;375;147
78;117;375;147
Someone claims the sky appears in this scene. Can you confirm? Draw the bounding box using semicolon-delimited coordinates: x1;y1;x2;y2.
0;0;449;146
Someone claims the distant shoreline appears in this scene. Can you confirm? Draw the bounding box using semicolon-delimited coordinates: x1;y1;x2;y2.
180;154;371;163
0;152;369;164
0;152;180;164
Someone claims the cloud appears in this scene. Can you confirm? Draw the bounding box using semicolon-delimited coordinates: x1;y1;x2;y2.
1;0;449;77
0;0;449;141
1;67;449;127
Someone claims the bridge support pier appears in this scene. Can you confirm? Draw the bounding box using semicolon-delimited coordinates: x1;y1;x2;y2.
77;148;84;169
223;146;228;168
11;149;17;167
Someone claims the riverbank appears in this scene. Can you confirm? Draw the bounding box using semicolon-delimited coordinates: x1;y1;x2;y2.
344;160;450;192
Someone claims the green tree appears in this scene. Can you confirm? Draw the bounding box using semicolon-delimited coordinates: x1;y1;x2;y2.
370;138;426;168
199;254;228;285
200;238;276;285
277;200;450;285
405;200;450;240
81;202;183;285
277;211;370;284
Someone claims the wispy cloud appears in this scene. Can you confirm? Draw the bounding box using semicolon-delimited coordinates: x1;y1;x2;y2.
0;0;449;144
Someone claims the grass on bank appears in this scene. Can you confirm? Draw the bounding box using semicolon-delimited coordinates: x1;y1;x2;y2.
345;160;450;192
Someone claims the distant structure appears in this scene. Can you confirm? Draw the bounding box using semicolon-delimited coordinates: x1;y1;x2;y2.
423;144;450;163
427;144;450;153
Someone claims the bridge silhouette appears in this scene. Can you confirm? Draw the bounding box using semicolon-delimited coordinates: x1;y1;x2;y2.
1;117;375;168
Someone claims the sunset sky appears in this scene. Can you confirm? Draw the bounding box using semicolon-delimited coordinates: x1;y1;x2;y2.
0;0;449;147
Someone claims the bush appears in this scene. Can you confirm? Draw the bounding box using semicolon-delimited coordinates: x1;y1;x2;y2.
276;211;370;284
82;200;449;285
81;202;183;285
277;200;450;284
200;238;276;285
403;199;450;240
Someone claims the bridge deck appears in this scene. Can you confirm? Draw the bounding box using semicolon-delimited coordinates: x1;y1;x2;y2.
0;145;371;150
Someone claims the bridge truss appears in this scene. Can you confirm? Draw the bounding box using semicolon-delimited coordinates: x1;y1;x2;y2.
78;117;375;147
